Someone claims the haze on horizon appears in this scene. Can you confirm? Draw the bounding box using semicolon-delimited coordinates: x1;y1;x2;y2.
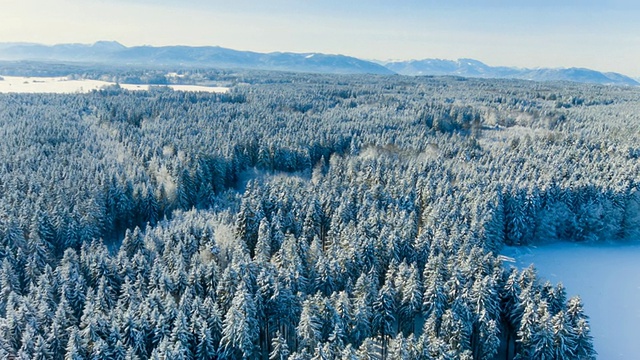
2;0;639;77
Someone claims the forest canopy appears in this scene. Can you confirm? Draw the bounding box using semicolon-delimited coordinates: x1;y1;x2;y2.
1;69;636;359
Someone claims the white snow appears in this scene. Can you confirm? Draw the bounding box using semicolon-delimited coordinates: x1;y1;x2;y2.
502;242;640;359
159;84;229;93
0;76;229;94
166;72;186;78
0;76;114;93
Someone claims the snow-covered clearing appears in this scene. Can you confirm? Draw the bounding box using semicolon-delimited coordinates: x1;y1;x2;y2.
0;75;229;94
119;83;229;93
502;242;640;359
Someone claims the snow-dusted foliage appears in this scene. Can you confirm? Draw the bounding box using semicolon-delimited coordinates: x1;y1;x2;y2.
1;70;636;358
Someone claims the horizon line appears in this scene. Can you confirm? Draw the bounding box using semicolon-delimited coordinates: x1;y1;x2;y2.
0;40;638;79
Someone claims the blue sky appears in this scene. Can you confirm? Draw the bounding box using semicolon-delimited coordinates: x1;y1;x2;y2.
2;0;639;76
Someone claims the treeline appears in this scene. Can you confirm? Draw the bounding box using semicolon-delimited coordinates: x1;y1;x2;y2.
1;70;638;358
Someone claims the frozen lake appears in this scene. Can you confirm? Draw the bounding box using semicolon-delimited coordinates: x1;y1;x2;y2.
502;242;640;359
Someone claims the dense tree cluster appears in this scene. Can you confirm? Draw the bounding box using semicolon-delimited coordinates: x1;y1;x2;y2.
1;70;636;358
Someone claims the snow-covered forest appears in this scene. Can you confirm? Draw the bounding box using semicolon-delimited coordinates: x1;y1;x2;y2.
2;70;639;359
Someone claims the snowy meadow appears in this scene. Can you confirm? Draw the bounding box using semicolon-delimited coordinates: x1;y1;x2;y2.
0;75;229;94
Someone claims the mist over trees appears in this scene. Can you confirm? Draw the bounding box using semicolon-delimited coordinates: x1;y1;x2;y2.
1;70;637;358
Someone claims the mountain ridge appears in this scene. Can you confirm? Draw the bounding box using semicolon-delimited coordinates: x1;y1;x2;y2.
0;42;636;85
0;42;393;75
385;58;639;86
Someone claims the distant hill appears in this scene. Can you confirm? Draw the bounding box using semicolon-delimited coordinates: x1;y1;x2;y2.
385;58;639;86
0;42;636;85
0;42;393;75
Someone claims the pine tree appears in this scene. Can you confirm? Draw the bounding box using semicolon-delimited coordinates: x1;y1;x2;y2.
121;227;145;259
254;218;272;264
516;296;537;358
235;192;264;257
33;334;53;360
169;309;194;358
302;198;323;243
372;270;397;358
65;326;88;360
566;297;596;359
530;301;554;359
269;330;290;360
550;311;577;359
297;299;323;352
478;317;500;360
193;316;217;360
422;268;446;325
18;323;37;359
90;338;111;360
48;297;77;357
397;262;422;335
220;281;259;359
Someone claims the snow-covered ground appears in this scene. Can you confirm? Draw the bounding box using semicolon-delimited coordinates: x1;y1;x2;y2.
502;242;640;359
119;83;229;93
0;76;229;94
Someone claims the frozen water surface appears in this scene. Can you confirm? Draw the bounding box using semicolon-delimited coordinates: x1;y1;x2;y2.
503;242;640;359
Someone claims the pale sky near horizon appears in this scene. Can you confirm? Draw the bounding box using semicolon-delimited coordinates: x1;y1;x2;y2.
2;0;639;77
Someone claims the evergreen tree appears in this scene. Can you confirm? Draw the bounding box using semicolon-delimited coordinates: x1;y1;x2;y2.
269;330;290;360
220;281;259;359
297;299;323;352
254;218;272;264
65;326;88;360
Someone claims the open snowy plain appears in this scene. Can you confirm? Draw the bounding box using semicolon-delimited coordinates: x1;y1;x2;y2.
0;75;229;93
503;242;640;359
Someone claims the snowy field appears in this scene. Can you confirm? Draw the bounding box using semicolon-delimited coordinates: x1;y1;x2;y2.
502;242;640;359
0;75;229;93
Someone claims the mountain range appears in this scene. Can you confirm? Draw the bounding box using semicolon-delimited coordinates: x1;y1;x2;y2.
0;41;636;86
0;41;393;75
384;58;639;86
